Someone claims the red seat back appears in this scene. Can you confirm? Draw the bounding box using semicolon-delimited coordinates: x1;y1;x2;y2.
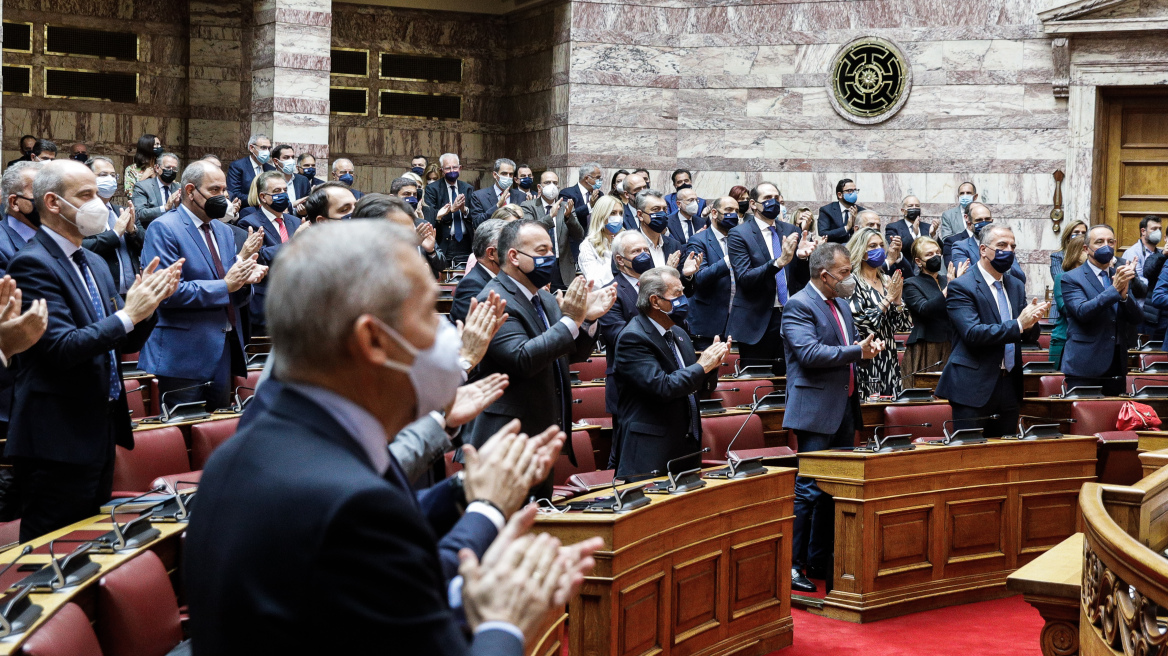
112;427;190;497
1141;353;1168;367
20;603;102;656
123;379;147;419
232;370;262;401
712;380;778;409
1021;351;1050;364
882;404;953;441
97;551;182;656
701;414;764;456
1038;333;1052;348
570;358;606;383
571;385;608;422
1071;400;1129;435
1038;375;1066;398
189;417;239;470
554;431;598;485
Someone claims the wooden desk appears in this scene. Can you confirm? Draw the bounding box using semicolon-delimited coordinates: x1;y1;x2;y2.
1006;533;1083;656
1136;430;1168;453
797;436;1095;623
133;411;241;432
535;467;796;656
914;371;1051;395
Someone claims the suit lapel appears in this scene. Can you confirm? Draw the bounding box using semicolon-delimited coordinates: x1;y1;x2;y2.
1081;265;1105;294
213;221;235;270
498;273;542;332
973;270;1003;322
38;231;98;323
180;212;219;272
254;212;280;246
746;219;770;261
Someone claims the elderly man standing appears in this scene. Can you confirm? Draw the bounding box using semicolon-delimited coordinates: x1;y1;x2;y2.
425;153;475;262
131;151;182;227
522;170;583;291
330;158;364;200
7;159;180;541
226;133;275;207
468;158;526;228
559;162;604;231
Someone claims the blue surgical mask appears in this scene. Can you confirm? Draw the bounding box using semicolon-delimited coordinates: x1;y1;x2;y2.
444;170;460;182
280;159;295;175
630;252;654;275
339;173;354;186
269;192;290;213
865;247;886;268
606;214;623;234
497;175;513;190
255;149;271;164
990;249;1015;273
405;196;419;209
718;212;739;231
663;295;689;323
760;199;782;220
302;167;316;179
646;211;669;233
592;179;603;191
96;176;119;200
843;191;858;205
959;194;974;207
1091;245;1115;266
519;251;557;288
973;220;992;237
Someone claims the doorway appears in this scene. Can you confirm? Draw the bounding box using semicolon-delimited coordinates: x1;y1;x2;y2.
1099;88;1168;249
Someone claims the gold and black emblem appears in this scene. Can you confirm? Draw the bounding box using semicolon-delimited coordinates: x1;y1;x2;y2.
828;37;911;124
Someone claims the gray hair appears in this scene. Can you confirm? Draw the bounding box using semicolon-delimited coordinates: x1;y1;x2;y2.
158;152;180;168
979;223;1013;246
493;158;515;173
332;158;353;173
181;160;217;189
248;133;270;147
810;242;848;278
577;162;601;181
268;221;419;375
86;155;115;171
389;176;418;195
472;219;507;259
612;229;650;259
31;160;85;213
635;266;679;313
634;188;665;212
2;161;41;201
438;152;459;168
856;209;881;228
1088;223;1115;238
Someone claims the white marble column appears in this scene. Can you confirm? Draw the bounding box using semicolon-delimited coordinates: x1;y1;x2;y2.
250;0;331;167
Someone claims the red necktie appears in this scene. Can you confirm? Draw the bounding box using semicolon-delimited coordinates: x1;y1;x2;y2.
200;223;237;329
274;216;289;242
825;299;854;397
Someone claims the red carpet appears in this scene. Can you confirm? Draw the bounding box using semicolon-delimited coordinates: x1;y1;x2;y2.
772;595;1044;656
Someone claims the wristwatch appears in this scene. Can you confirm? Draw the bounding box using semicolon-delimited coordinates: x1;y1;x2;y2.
458;356;474;372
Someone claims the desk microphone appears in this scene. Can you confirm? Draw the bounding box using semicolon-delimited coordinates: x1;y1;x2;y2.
941;414;999;445
0;547;32;583
867;423;930;451
159;382;213;422
1013;414;1064;440
901;360;944;381
1129;377;1168;398
646;448;709;494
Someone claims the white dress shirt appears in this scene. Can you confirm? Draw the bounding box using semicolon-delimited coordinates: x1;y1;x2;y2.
284;175;298;206
638;228;667;267
43;225;134;333
260;206;290;243
754;217;784;307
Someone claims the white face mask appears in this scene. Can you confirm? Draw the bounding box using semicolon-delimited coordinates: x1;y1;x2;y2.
541;183;559;201
375;317;464;420
683;200;699;216
58;196;110;237
96;176;119;200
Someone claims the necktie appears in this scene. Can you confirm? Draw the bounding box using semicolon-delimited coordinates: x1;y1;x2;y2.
843;208;850;229
273;215;289;242
768;225;789;305
162;185;171;200
993;280;1015;372
450;185;463;242
531;295;569;432
664;330;700;440
71;251;122;401
200;223;237;329
107;209;134;293
824;299;854;397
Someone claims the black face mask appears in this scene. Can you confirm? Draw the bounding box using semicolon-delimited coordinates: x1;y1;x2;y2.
15;195;39;227
923;255;943;273
738;200;750;215
159;169;178;184
70;152;88;163
196;188;229;220
153;146;164;158
905;208;921;221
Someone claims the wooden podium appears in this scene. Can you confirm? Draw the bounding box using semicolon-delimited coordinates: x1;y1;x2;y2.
797;437;1096;623
535;467;796;656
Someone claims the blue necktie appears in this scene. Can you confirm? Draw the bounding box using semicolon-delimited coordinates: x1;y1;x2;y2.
531;295;569;432
107;209;134;294
993;279;1015;373
665;330;700;440
450;186;463;242
768;225;789;305
72;251;122;401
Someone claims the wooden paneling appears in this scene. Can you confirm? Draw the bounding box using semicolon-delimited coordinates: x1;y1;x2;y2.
618;573;664;656
1019;491;1079;555
945;497;1006;563
672;553;720;642
729;537;781;618
1101;90;1168;246
875;506;932;576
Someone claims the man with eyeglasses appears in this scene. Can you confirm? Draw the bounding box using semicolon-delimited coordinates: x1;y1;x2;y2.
423;152;475;262
817;178;866;243
131;152;182;228
468;158;526;228
558;162;603;232
330;159;363;201
82;156;143;299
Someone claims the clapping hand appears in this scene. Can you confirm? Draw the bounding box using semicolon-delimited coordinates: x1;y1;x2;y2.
123;257;185;324
887;270;903;304
445;373;509;428
776;231;799;267
796;230;822;259
115;206;136;236
1114;262;1136;297
696;336;731;373
1018;299;1051;330
0;277;46;359
667;251;681;269
239;227;264;260
452;194;467;213
858;334;885;360
164;190;182;211
459;292;508;368
416;221;438;254
681;251;703;277
584;278;617;321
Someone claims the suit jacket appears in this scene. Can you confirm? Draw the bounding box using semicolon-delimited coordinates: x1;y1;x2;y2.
131;178;178;227
779;285;863;434
469;185;526;228
184;386;516;656
885;219;931;276
939;206;966;241
612;313;715;477
941;231;967;267
950;235;1026;284
558;184;593;231
521;197;585;285
82;204;143;294
465;272;596;461
664;193;706;220
621;204;639;231
1060;262;1143;377
902;272;953;344
139;208;251;381
450;262;493;324
726;217;809;344
226;157;276;207
290;174;313;201
5;229;156;464
935;266;1034;408
687;227;733;339
424;180;476;261
238;209;301;327
816;201;866;243
666;209;708;246
598;274;640;414
0;220;28;423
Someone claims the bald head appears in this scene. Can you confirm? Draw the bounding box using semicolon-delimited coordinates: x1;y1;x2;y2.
34;160;98;242
856;210;881;231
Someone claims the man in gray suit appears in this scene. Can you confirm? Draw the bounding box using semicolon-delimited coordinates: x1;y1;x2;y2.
521;170;585;291
131;152;181;228
938;181;977;240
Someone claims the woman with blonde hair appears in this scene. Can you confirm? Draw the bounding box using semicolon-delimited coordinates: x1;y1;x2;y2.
578;195;624;285
846;227;912;398
789;205;815;235
901;235;963;385
422;162;442;186
1049;219;1087;281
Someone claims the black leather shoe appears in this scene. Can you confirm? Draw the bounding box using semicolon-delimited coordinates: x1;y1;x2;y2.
791;569;817;593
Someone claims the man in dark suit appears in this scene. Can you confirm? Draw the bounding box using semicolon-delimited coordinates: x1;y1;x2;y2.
949;203;1026;284
330;159;364;201
425;153;475;262
936;225;1049;437
780;242;882;593
633;189;684;269
270;145;312;207
238;170;302;334
666;184;708;244
452;219;506;324
727;182;812;376
83;157;143;299
388;178;449;280
558;162;604;235
131;152;181;227
817;178;865;243
468;158;526;228
522;170;585;291
1;161;41;256
140;161;266;411
7;160;181;541
5;135;36;170
184;220;600;655
612;267;726;477
1061;224;1142;395
619;173;646;231
467;219;616;498
226;133;275;207
599;231;652;422
687;196;738;350
884;195;933;277
663;169;707;218
296;153;325;189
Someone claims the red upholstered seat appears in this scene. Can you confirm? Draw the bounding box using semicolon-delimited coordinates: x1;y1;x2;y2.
554;431;598;486
97;551;183;656
111;427;190;498
189;417;239;470
882;404;953;441
701;414;766;456
123;379;148;419
1038;375;1065;398
712;380;778;408
570;358;606;383
20;603;102;656
571;385;608;423
0;519;19;551
1071;400;1129;436
1021;351;1050;364
1038;333;1052;349
232;370;262;402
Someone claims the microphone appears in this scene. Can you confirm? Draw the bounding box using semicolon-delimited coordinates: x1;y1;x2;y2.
706;394;771;479
894;360;944;402
1012;414;1063;440
159;382;213;423
100;484;167;551
645;448;709;494
902;360;944;380
232;386;255;413
15;539;102;591
1059;383;1104;399
940;414;998;446
865;423;930;452
0;547;32;583
151;478;199;522
1129;377;1168;399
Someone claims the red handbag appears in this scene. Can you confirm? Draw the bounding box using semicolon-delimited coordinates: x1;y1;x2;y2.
1117;401;1163;431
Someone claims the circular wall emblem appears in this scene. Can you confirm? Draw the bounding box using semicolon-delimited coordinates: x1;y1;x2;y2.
827;37;912;125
